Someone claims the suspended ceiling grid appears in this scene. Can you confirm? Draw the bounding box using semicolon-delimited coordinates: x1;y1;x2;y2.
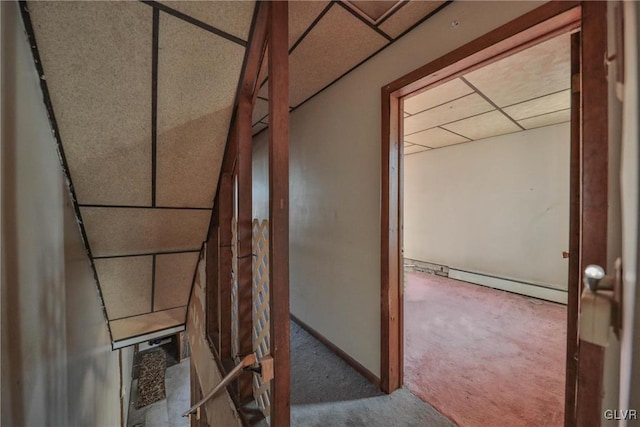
28;1;254;342
251;0;448;135
403;33;571;155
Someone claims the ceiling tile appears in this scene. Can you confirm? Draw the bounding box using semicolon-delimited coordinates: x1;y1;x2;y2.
442;110;521;140
156;14;243;208
519;109;571;130
288;5;389;106
110;307;186;341
404;127;469;149
289;1;331;48
404;93;494;135
29;2;152;205
404;145;430;155
154;252;199;311
159;1;255;41
347;1;400;22
403;78;474;115
378;1;445;39
81;207;210;257
503;90;570;120
95;256;153;320
252;122;268;135
464;33;570;107
253;98;269;124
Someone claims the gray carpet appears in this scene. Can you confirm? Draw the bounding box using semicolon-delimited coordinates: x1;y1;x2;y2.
290;322;456;427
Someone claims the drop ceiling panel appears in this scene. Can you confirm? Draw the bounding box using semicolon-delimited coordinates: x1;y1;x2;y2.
378;1;445;39
157;107;231;208
154;252;199;311
81;207;209;257
95;256;153;320
348;1;399;22
110;306;187;341
404;145;430;155
404;127;469;149
156;14;244;207
252;122;268;135
289;1;330;48
29;2;152;205
288;5;389;106
404;93;494;135
159;1;255;41
253;98;269;124
403;78;474;115
503;90;570;120
519;109;571;130
464;34;570;107
442;110;521;141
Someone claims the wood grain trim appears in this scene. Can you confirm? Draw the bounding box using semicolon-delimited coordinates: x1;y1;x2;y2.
564;30;581;427
218;172;234;360
291;314;381;388
576;2;608;426
268;2;291;425
236;97;254;401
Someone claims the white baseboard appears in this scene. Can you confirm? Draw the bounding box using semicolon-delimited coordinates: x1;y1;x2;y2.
448;269;567;305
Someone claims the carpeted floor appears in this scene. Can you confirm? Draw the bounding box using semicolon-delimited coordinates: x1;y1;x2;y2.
404;270;566;427
291;321;455;427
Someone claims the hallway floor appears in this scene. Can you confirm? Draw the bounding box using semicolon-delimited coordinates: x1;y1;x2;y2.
127;356;190;427
404;270;566;427
291;321;455;427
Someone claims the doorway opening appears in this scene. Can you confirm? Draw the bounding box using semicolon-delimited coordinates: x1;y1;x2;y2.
382;3;609;426
401;31;571;426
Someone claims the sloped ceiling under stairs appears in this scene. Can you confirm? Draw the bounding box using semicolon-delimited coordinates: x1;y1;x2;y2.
26;0;449;345
27;0;254;343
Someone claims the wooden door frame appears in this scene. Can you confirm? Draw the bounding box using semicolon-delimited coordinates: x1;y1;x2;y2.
381;2;608;426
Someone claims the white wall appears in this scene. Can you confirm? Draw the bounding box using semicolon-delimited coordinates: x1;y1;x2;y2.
1;3;130;425
253;1;544;377
404;123;570;290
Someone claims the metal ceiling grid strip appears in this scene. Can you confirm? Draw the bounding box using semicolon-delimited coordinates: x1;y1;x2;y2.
404;107;498;137
78;204;211;210
151;254;156;312
93;248;201;260
459;75;525;131
376;0;410;27
152;8;159;207
18;0;114;342
140;0;247;47
335;1;393;42
109;304;186;322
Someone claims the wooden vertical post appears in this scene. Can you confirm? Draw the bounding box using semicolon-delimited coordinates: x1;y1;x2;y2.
218;170;234;361
268;2;290;425
236;94;254;401
207;210;220;351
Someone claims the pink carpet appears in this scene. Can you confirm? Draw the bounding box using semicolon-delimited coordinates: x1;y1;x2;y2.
404;271;566;427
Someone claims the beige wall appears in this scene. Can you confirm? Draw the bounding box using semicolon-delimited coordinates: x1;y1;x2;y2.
253;1;544;376
404;123;570;290
186;247;242;427
1;2;130;425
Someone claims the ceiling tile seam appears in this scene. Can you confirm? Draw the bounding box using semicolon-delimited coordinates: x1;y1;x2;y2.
403;108;497;137
459;76;525;131
257;1;335;95
516;107;571;122
140;0;248;47
341;0;403;27
151;254;156;312
289;1;334;55
409;139;472;154
501;87;570;109
152;7;159;207
108;304;188;322
404;91;476;117
335;1;393;42
405;142;433;149
111;322;186;345
253;0;452;139
79;204;212;210
375;0;410;27
18;2;114;342
437;126;473;142
93;248;202;260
